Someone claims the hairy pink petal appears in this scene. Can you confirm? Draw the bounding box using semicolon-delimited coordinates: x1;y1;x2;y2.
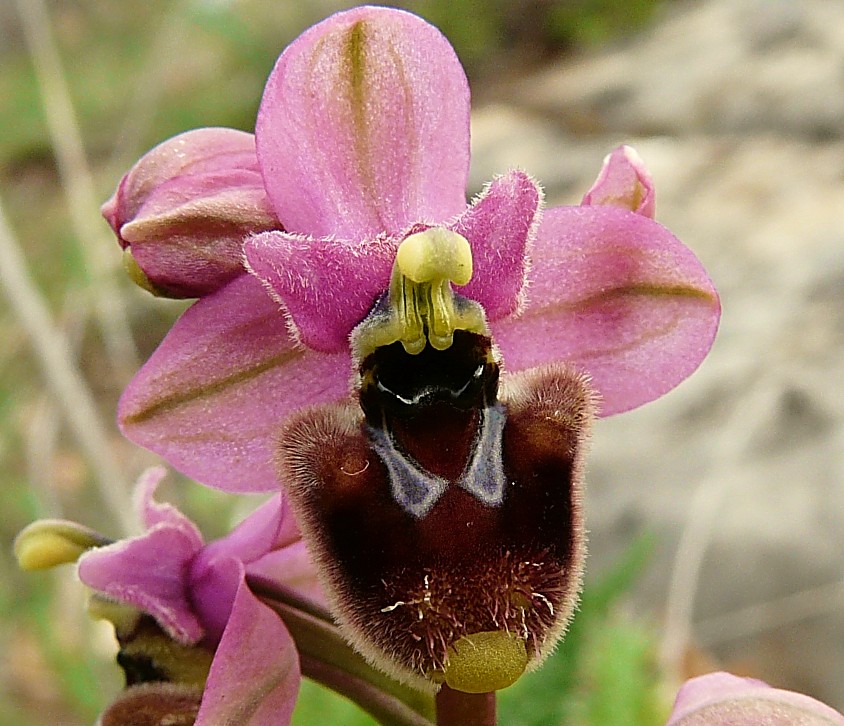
667;672;844;725
581;144;655;218
244;231;396;352
255;6;470;238
491;206;719;416
196;573;299;726
119;275;351;493
451;170;540;321
78;525;204;644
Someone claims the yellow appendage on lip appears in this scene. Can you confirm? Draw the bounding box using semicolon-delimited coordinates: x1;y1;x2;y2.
441;630;528;693
355;227;489;358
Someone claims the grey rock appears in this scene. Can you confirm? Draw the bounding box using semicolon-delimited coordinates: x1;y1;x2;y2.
470;0;844;709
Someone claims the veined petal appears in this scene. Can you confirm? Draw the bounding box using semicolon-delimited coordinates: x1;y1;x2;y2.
196;573;299;726
119;275;352;493
451;170;541;321
244;231;396;352
255;6;470;238
491;206;720;416
78;525;204;644
581;145;655;218
667;672;844;725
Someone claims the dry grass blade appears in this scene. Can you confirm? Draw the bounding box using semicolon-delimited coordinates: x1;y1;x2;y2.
0;195;135;536
13;0;139;380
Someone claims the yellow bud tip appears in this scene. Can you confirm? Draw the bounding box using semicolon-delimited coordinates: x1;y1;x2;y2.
396;228;473;286
14;520;108;571
442;630;528;693
123;247;168;297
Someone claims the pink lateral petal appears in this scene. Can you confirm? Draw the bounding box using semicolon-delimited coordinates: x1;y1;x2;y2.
244;230;396;352
491;206;720;416
196;573;299;726
451;170;541;321
78;526;204;644
255;6;470;238
118;275;352;493
189;554;241;646
581;145;655;218
667;672;844;725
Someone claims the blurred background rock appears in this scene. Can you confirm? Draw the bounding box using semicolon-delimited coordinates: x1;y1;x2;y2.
2;0;843;722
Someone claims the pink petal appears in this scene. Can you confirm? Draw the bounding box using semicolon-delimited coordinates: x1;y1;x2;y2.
119;275;352;493
491;206;720;416
581;145;655;218
246;539;325;609
667;672;844;725
202;495;300;566
255;6;470;238
244;231;396;352
78;525;204;644
133;466;203;539
196;573;299;726
190;554;241;646
451;170;541;321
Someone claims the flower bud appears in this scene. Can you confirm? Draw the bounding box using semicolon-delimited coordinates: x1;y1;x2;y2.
102;128;281;298
14;519;111;570
667;672;844;725
581;144;655;218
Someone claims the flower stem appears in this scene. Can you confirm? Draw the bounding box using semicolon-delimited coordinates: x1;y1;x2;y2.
435;686;496;726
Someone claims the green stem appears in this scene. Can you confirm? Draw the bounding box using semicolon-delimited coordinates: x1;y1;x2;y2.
435;686;496;726
248;576;435;725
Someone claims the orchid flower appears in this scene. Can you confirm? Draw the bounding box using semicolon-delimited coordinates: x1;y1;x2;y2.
103;4;719;699
667;672;844;725
15;468;317;724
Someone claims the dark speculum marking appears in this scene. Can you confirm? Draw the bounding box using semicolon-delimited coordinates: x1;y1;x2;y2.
277;327;594;684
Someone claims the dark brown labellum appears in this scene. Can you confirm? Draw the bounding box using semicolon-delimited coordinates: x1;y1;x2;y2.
277;327;595;689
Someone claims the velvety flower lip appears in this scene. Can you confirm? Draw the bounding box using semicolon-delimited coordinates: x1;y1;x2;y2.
76;467;316;723
114;6;720;493
667;672;844;725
